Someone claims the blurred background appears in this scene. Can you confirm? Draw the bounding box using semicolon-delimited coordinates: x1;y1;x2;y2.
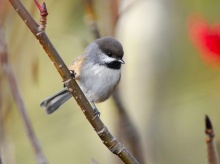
1;0;220;163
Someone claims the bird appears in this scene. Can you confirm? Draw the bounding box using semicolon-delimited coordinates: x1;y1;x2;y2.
40;36;125;114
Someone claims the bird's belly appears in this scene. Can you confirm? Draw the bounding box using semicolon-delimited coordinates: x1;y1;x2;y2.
79;65;121;102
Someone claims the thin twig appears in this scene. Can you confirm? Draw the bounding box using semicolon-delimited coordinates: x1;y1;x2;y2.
0;27;47;163
34;0;48;31
7;0;139;163
205;115;219;164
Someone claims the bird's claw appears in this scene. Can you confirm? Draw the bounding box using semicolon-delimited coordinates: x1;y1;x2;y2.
69;70;76;78
92;108;100;120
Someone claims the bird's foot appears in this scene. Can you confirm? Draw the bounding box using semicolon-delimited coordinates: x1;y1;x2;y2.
69;70;76;78
92;107;100;120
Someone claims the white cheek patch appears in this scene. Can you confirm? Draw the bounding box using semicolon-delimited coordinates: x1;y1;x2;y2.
100;52;116;63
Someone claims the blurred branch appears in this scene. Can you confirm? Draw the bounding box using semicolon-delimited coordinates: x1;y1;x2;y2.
0;57;5;164
110;0;141;35
7;0;139;163
113;92;145;164
109;0;119;35
0;67;3;163
84;0;100;38
0;4;6;161
205;115;219;164
84;1;145;163
0;24;47;164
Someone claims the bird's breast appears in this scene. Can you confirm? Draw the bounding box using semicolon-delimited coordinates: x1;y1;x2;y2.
79;64;121;102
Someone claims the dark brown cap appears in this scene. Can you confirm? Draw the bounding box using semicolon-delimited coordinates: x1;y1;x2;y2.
95;36;124;60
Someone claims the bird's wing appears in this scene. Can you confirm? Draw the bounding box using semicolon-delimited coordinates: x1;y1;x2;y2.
68;55;85;80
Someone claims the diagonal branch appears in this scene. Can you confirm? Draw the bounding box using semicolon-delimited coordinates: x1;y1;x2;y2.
0;26;47;164
7;0;139;163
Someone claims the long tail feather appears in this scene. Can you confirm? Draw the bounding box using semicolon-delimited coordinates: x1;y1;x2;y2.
40;88;72;114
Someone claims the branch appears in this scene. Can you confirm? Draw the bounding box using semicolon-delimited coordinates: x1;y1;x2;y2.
205;115;219;164
0;24;47;164
7;0;139;163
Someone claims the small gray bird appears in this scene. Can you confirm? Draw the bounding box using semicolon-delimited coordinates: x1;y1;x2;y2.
40;36;125;114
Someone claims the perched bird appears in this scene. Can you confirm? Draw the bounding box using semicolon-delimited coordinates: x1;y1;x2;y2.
40;36;125;114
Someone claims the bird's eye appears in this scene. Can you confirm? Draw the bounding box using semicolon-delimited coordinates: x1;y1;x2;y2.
107;52;112;57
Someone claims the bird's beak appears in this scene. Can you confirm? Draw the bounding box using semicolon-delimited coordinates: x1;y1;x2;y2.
118;59;125;64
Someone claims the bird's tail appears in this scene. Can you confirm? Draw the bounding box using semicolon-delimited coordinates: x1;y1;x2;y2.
40;88;72;114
